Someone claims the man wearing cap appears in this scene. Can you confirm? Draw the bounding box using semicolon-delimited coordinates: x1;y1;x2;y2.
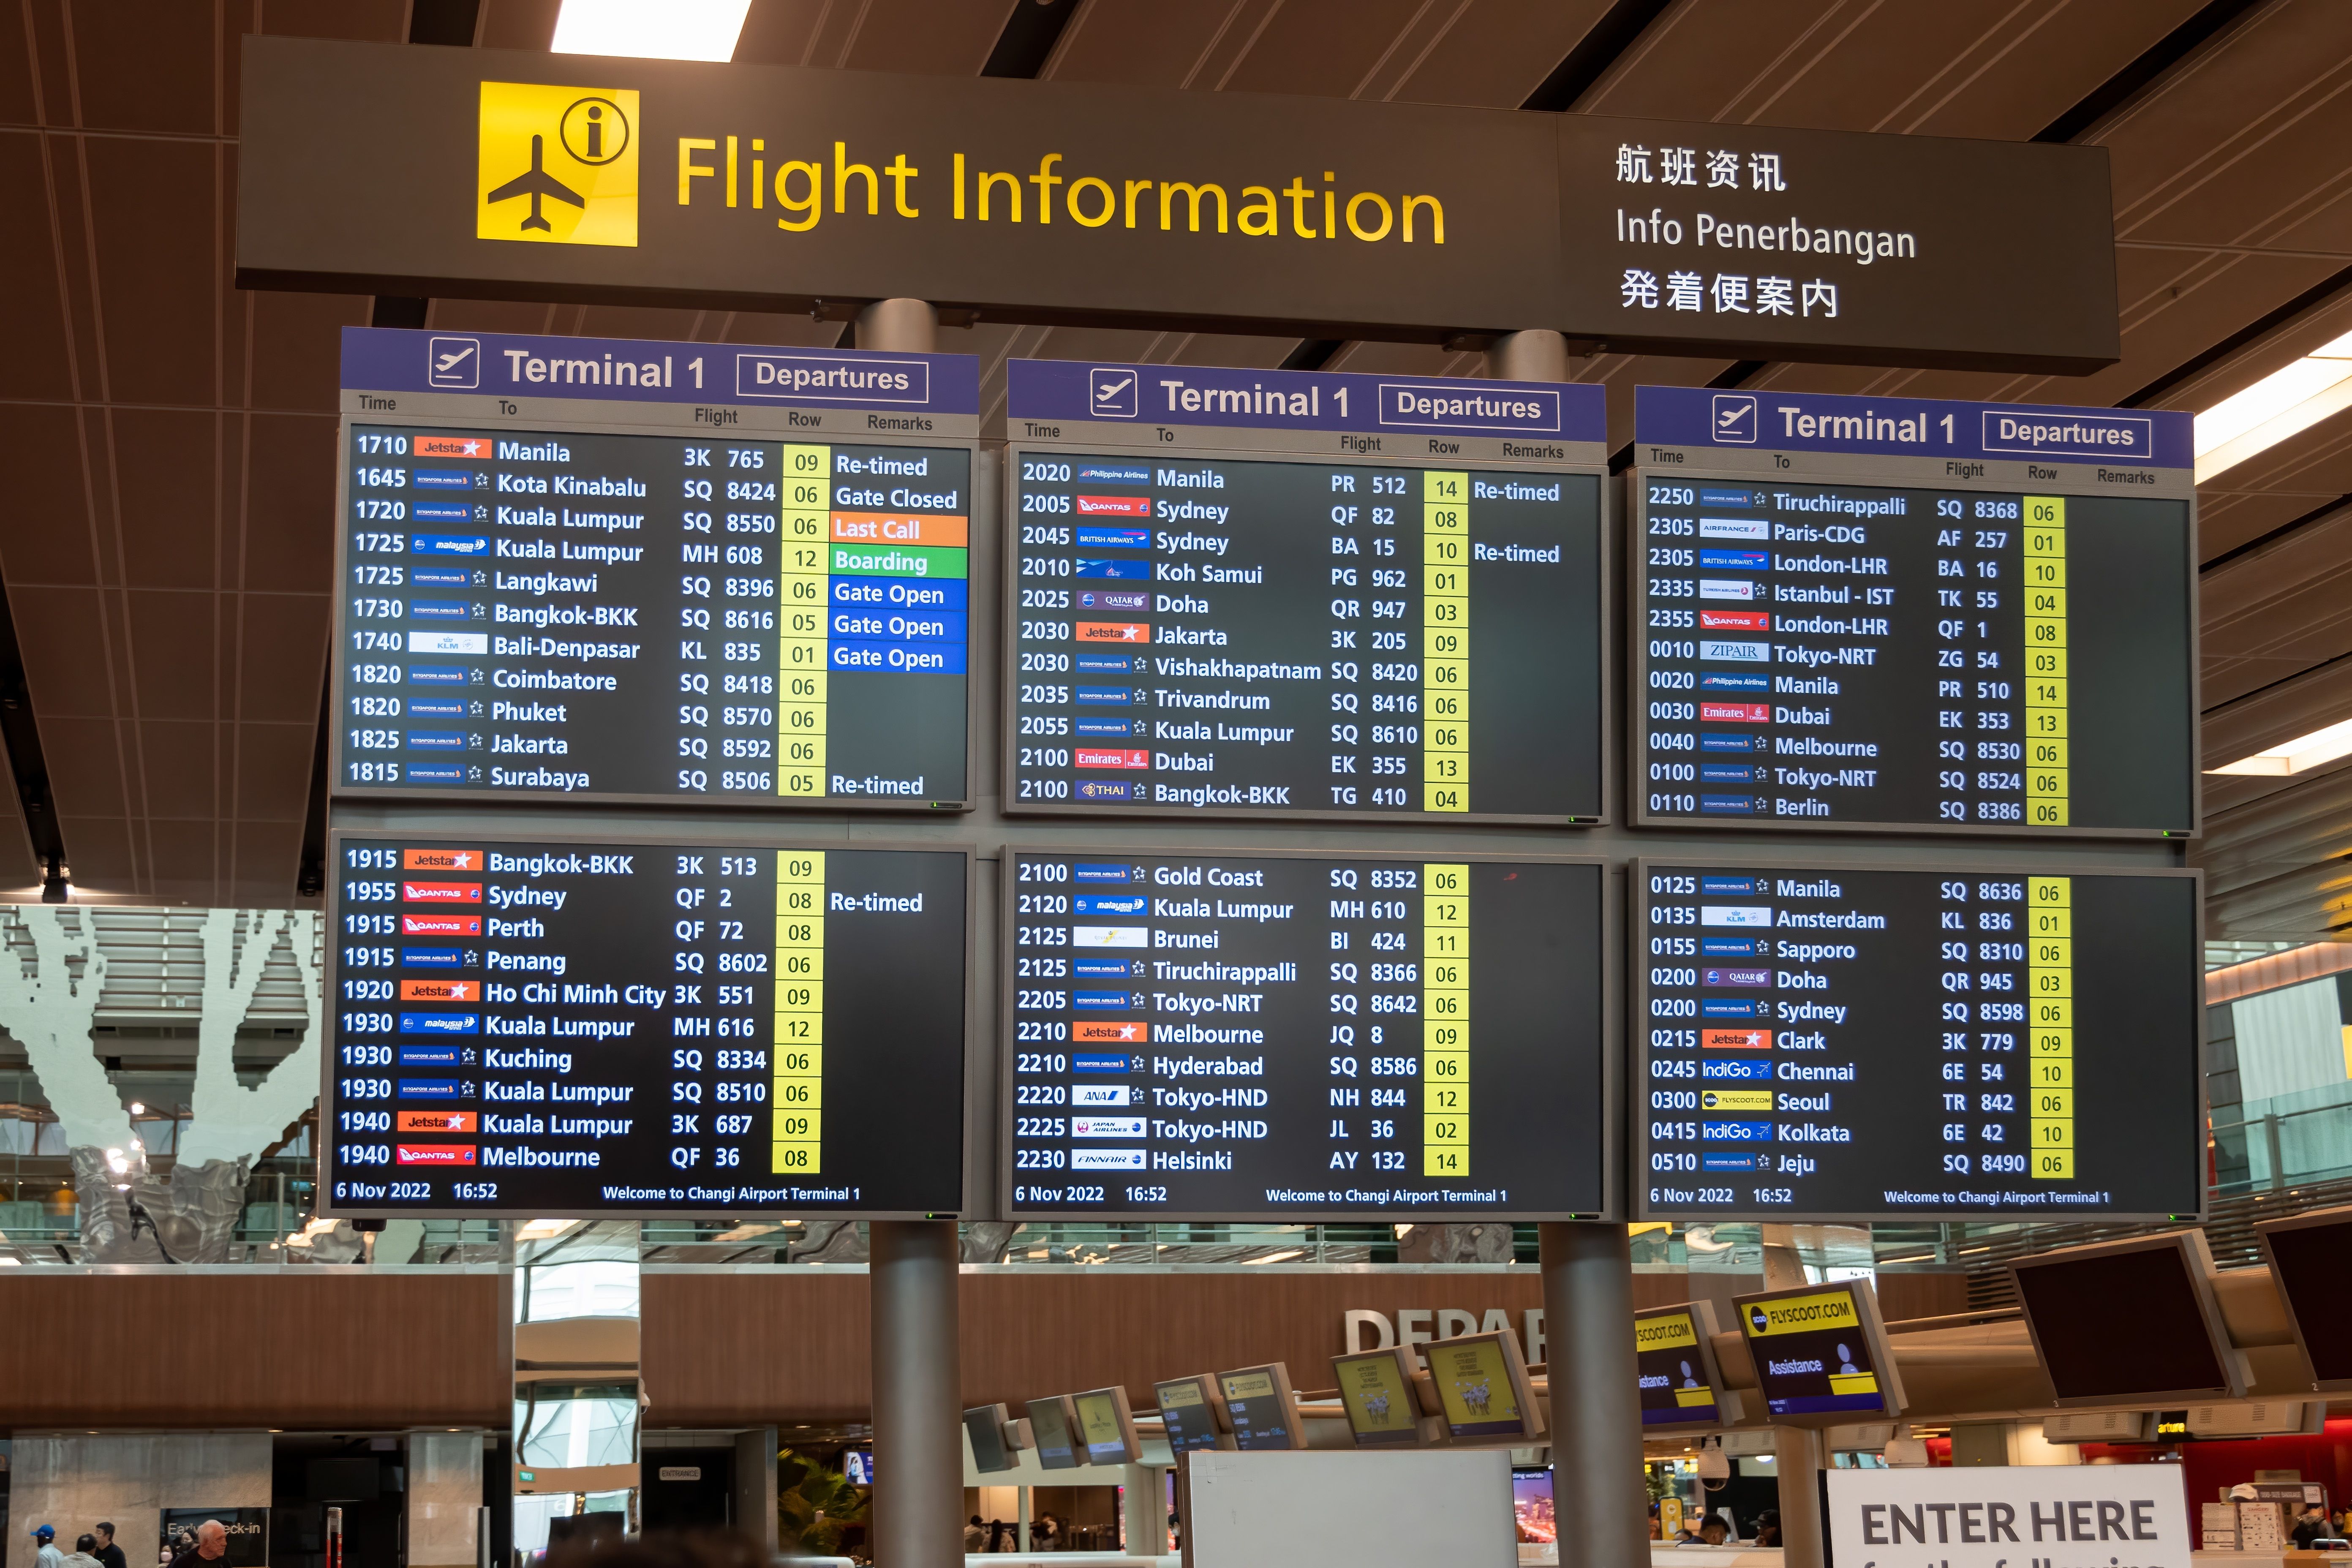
29;1526;62;1568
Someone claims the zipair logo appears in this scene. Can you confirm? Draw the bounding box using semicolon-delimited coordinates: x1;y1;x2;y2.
477;81;640;247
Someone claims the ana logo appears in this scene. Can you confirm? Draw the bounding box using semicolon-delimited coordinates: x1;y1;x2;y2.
1712;392;1758;444
477;81;640;247
428;336;482;388
1089;367;1140;419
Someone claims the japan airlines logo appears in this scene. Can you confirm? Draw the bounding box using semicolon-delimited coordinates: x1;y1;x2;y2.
1712;393;1758;444
428;337;482;389
1089;367;1140;418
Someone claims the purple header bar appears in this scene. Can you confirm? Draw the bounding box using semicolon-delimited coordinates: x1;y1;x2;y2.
341;327;980;415
1008;358;1606;443
1635;384;2191;468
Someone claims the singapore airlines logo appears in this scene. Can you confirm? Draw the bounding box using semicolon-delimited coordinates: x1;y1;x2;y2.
476;81;640;247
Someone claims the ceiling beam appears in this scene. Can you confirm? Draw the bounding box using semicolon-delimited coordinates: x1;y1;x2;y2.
982;0;1083;79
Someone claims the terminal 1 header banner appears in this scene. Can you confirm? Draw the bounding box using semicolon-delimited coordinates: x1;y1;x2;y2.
237;38;2119;374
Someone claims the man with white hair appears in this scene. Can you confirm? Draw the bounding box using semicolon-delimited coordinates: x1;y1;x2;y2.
164;1522;227;1568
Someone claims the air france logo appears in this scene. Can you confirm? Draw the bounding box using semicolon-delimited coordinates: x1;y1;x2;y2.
1712;393;1758;444
428;337;482;389
1089;367;1140;419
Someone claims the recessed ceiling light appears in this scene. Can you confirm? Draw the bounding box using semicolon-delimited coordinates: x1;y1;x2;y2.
2194;329;2352;483
2210;714;2352;777
552;0;752;63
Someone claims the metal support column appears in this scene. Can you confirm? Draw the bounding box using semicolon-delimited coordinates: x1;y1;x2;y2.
1486;327;1571;384
1775;1426;1827;1568
1538;1222;1649;1568
853;297;961;1568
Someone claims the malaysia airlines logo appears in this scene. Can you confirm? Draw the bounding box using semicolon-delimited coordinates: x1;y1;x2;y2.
1712;392;1758;444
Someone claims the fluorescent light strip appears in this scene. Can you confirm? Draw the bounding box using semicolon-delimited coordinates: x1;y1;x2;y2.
2194;329;2352;484
553;0;752;62
2210;713;2352;776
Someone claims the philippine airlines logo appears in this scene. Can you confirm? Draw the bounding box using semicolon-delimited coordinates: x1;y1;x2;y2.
1712;392;1759;444
428;337;482;389
1089;367;1140;418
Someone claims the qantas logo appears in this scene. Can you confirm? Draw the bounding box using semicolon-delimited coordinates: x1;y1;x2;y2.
395;1143;478;1165
1075;495;1152;516
1699;610;1770;631
403;913;483;936
403;881;485;903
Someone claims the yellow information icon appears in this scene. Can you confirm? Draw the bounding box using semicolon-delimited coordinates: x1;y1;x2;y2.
476;81;639;247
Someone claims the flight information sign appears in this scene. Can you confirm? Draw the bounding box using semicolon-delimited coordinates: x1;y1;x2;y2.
1629;387;2196;836
333;327;978;810
1002;359;1609;824
321;831;968;1218
1633;858;2202;1222
1002;848;1609;1220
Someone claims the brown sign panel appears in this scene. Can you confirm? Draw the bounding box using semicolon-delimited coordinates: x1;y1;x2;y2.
235;36;2117;373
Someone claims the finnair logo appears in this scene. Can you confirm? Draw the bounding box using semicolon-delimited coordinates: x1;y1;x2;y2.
1089;367;1140;418
428;336;482;389
1712;392;1758;444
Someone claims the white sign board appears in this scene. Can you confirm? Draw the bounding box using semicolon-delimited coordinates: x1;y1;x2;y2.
1184;1448;1514;1568
1827;1465;2189;1567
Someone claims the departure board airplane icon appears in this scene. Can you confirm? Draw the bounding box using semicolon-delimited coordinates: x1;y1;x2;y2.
485;135;584;233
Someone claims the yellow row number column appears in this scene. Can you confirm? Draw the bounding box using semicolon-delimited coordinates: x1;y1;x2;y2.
1422;864;1470;1177
2028;876;2072;1180
773;851;825;1174
1423;471;1470;813
2023;498;2067;828
778;444;831;797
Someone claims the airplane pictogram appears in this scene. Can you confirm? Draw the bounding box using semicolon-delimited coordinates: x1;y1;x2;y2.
485;135;583;233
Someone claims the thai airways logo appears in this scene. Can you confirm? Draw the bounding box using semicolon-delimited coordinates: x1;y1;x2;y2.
1089;368;1140;418
476;82;639;247
1712;393;1758;444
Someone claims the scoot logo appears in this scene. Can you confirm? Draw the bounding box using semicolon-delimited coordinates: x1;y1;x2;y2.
476;81;640;247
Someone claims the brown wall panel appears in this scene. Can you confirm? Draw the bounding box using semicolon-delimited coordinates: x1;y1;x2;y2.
0;1272;505;1430
1875;1270;1971;1325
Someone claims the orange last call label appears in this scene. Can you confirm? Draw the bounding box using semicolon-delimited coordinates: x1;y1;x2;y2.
411;434;494;459
1075;1019;1150;1043
1077;622;1152;643
830;512;967;547
400;980;479;1002
404;847;482;871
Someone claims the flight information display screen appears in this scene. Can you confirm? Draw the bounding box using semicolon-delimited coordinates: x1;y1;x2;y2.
1629;388;2195;836
1633;859;2202;1222
1006;451;1602;821
322;833;967;1217
335;425;971;807
1002;849;1607;1220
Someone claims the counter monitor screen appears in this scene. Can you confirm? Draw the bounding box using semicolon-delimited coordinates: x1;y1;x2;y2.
1737;1282;1900;1421
1429;1331;1541;1442
1331;1346;1424;1448
1005;454;1603;822
2010;1234;2238;1405
1633;861;2202;1222
2257;1207;2352;1391
1004;850;1606;1220
1218;1364;1301;1451
1634;1304;1726;1429
1026;1396;1086;1470
1155;1376;1229;1455
322;835;967;1217
1074;1386;1141;1465
964;1406;1013;1474
1628;388;2194;837
337;424;971;807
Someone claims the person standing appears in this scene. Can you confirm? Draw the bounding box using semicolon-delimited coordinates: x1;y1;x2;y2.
165;1522;227;1568
964;1515;984;1553
91;1525;127;1568
30;1527;63;1568
60;1535;102;1568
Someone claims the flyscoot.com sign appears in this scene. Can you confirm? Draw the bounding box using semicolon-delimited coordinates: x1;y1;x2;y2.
237;37;2119;372
1827;1466;2190;1568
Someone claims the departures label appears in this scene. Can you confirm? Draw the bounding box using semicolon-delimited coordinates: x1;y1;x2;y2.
1005;851;1605;1218
1634;863;2201;1221
340;425;970;806
1008;453;1603;820
326;836;966;1216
